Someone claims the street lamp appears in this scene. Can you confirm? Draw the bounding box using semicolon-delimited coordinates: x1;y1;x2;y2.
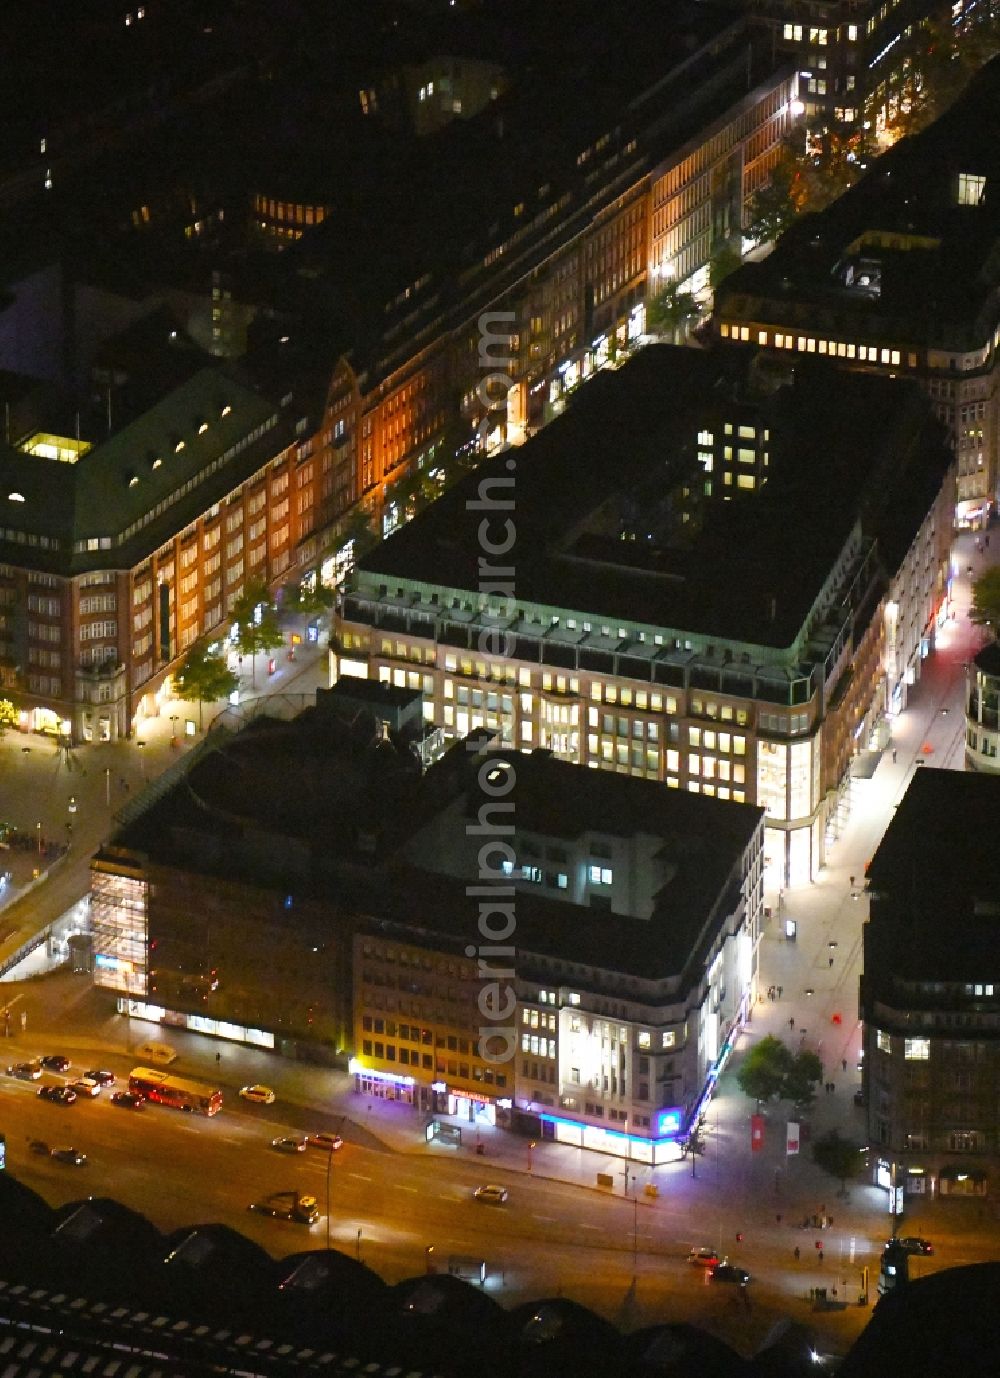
137;740;146;779
36;822;42;855
528;1139;536;1172
104;766;111;807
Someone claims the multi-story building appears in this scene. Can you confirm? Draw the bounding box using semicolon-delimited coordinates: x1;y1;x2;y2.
334;344;954;885
378;741;765;1161
745;0;947;130
90;701;764;1160
0;360;319;741
273;11;798;542
965;640;1000;771
861;768;1000;1200
713;56;1000;527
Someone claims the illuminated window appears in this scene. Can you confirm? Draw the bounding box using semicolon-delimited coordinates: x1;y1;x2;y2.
904;1038;930;1061
588;865;613;885
957;173;986;206
877;1029;892;1053
638;1032;651;1049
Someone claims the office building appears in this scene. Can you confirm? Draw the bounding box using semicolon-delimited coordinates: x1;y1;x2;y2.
714;56;1000;527
335;344;954;885
861;768;1000;1199
965;640;1000;771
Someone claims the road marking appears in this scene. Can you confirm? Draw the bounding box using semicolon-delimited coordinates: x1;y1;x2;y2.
580;1223;601;1232
220;1136;243;1145
533;1214;556;1223
348;1172;372;1182
395;1184;418;1193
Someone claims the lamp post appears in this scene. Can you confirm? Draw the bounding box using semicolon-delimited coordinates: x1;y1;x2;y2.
137;740;146;780
170;713;178;745
105;766;111;807
528;1139;536;1172
36;821;42;855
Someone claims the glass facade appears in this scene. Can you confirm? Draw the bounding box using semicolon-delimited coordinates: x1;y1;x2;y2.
91;869;149;997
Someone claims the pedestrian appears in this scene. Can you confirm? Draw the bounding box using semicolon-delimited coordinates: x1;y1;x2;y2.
849;875;855;888
789;1016;795;1030
819;1249;824;1264
842;1057;847;1072
776;1212;782;1225
892;748;897;763
777;985;783;998
794;1246;800;1261
736;1232;743;1243
828;955;834;968
815;1239;821;1250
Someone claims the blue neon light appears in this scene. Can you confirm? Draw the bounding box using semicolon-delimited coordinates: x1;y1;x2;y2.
538;1110;683;1147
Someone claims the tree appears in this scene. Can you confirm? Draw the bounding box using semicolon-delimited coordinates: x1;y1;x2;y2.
887;9;1000;141
172;645;238;730
709;242;742;292
646;280;699;340
744;142;802;245
230;579;284;687
0;698;17;740
783;1048;824;1111
812;1130;865;1194
736;1034;793;1105
971;565;1000;640
282;578;334;640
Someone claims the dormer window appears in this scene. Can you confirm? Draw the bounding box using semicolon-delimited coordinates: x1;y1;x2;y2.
174;439;185;453
127;473;139;488
150;456;162;470
957;173;986;206
221;404;232;417
198;421;209;434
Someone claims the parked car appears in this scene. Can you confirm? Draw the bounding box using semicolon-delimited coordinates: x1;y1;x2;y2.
110;1091;145;1110
39;1055;71;1073
9;1061;42;1080
688;1247;720;1268
886;1236;933;1256
710;1262;751;1286
84;1069;116;1087
473;1184;509;1204
239;1084;276;1105
271;1136;307;1153
69;1078;102;1098
37;1084;77;1106
305;1132;343;1152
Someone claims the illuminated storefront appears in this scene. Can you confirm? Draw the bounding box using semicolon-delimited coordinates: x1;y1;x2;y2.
119;998;275;1049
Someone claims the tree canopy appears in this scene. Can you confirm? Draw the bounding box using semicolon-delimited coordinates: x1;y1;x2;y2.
172;645;238;729
736;1035;824;1108
646;281;699;339
971;565;1000;639
282;578;334;633
812;1129;865;1190
230;579;284;685
0;698;17;740
736;1035;793;1104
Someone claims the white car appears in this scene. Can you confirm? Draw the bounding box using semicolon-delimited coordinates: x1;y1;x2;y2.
239;1084;276;1105
473;1184;509;1204
306;1131;344;1152
69;1078;102;1098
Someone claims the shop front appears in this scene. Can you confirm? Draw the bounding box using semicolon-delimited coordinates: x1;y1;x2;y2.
350;1060;418;1105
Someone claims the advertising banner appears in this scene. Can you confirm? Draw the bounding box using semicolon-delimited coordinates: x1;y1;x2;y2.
751;1113;765;1152
786;1120;800;1156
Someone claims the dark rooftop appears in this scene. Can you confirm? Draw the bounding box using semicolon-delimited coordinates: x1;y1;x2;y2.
715;56;1000;352
389;745;763;981
864;768;1000;982
354;344;950;652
